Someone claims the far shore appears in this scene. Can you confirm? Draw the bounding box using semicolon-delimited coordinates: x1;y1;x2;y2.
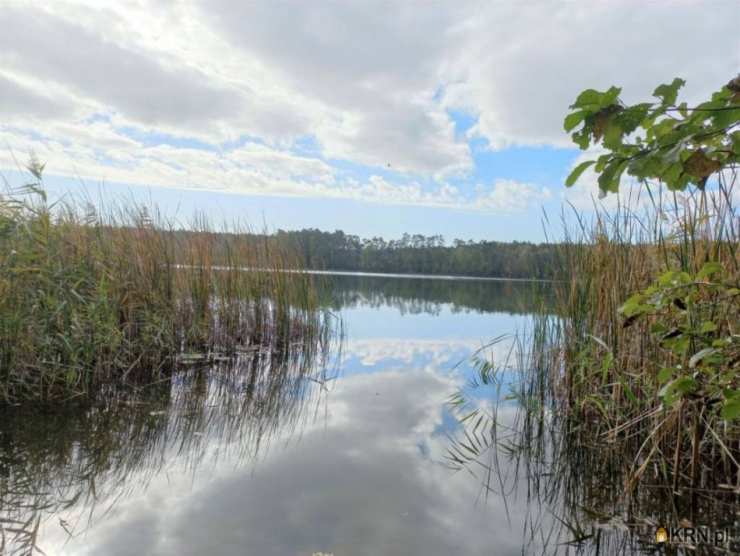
179;265;557;283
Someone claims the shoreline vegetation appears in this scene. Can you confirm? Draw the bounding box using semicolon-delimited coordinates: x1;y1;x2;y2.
270;228;559;280
0;162;340;552
0;156;559;405
0;160;333;404
0;72;737;552
449;76;739;550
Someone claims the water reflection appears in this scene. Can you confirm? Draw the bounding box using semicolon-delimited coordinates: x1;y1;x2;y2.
2;274;553;555
448;322;740;554
0;343;333;555
37;371;536;556
319;273;554;315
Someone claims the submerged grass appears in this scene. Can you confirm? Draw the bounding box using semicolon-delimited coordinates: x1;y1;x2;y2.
0;160;330;403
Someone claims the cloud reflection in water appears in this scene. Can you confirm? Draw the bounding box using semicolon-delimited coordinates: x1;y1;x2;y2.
35;278;540;555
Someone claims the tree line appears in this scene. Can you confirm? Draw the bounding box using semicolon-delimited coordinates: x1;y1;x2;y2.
272;229;559;279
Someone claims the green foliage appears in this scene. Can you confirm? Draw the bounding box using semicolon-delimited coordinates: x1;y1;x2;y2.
274;229;559;279
618;262;740;419
446;76;740;538
565;75;740;195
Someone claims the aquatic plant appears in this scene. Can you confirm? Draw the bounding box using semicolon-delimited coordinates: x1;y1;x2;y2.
0;159;329;403
448;75;739;552
553;75;739;505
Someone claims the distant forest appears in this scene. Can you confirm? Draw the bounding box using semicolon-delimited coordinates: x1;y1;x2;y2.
273;229;559;280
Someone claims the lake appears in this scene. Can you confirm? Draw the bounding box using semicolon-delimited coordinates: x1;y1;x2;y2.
0;274;664;555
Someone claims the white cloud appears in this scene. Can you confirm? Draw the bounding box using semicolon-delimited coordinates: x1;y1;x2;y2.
0;4;244;129
1;122;549;213
450;0;739;149
38;368;533;556
200;0;474;175
0;0;736;211
0;72;77;119
474;179;551;212
345;338;482;367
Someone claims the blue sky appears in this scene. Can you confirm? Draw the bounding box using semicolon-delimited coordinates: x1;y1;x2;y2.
31;141;577;243
0;1;736;242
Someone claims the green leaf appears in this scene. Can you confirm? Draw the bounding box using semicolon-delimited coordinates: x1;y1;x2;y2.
731;131;740;156
619;293;645;317
602;86;622;106
597;159;628;194
601;352;614;383
657;367;673;384
659;376;697;405
571;129;591;150
658;270;691;286
568;77;733;196
653;78;686;106
564;110;586;132
565;160;596;187
699;321;718;334
697;261;723;280
615;103;651;134
721;398;740;421
660;162;684;189
628;153;665;180
594;154;611;172
572;89;602;109
602;120;624;149
711;106;740;129
676;377;696;394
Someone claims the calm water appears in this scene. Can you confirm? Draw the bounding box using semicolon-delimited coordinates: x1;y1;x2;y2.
2;276;560;555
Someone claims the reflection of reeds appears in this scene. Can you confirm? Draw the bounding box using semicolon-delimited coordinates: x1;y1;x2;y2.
449;316;739;553
449;180;739;552
0;160;327;402
0;332;339;555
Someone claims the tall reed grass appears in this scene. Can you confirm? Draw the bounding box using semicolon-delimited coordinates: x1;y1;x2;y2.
448;179;739;551
0;160;329;403
552;181;739;497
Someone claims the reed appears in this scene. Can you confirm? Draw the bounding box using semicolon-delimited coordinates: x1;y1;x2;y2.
552;182;739;498
448;180;739;551
0;160;329;403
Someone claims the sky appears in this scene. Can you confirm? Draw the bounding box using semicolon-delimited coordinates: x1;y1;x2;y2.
0;0;737;242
